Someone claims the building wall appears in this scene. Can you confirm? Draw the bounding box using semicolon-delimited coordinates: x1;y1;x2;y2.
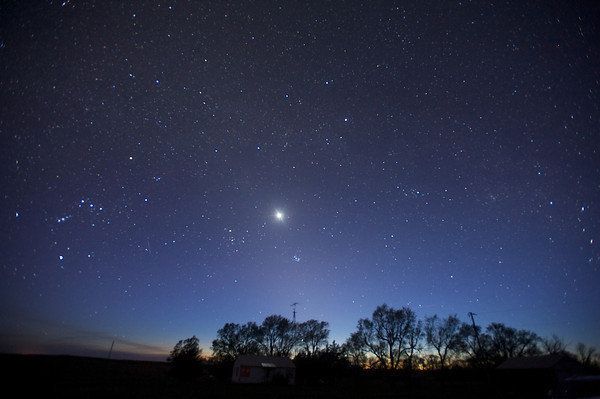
232;365;294;384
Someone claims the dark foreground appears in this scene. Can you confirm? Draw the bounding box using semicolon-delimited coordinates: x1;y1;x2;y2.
3;354;597;398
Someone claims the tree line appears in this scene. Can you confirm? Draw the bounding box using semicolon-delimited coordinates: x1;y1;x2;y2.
169;303;599;371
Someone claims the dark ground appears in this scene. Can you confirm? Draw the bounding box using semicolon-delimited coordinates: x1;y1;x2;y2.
1;354;591;398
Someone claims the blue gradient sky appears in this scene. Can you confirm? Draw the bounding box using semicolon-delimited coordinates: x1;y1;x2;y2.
1;1;599;360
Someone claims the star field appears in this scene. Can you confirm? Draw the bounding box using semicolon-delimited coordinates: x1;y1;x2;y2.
1;1;599;359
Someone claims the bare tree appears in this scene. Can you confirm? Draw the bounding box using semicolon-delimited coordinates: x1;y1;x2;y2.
404;319;423;370
486;323;540;362
542;335;567;355
344;332;367;367
260;315;299;357
424;314;462;369
298;319;329;356
352;304;418;369
457;322;483;363
576;342;597;367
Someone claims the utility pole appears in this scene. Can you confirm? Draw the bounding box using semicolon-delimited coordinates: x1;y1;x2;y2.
107;340;115;359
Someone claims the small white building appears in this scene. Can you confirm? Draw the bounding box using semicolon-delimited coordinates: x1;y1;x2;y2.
232;355;295;384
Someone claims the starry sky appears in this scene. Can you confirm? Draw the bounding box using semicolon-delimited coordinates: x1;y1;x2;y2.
1;1;599;361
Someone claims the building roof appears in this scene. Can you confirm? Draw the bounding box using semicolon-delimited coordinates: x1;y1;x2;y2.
234;355;295;368
498;353;580;370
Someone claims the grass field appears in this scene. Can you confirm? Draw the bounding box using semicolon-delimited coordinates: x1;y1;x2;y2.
1;353;565;398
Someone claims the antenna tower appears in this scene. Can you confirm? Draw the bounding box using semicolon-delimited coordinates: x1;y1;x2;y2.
468;312;482;354
291;302;299;323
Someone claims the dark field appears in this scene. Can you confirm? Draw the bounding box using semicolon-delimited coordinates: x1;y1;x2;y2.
0;354;579;398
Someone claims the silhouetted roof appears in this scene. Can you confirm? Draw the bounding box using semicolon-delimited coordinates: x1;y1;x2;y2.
234;355;295;368
498;353;579;370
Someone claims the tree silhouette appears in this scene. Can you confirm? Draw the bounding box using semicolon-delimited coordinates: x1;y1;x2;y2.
260;315;299;357
404;318;423;370
168;335;202;363
542;335;567;354
207;304;600;373
298;319;329;356
576;342;597;367
351;304;418;369
457;322;488;366
344;332;367;368
168;336;202;377
211;322;261;361
486;322;540;364
294;341;351;384
424;314;462;369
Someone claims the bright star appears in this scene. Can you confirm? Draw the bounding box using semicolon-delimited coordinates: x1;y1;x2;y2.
275;210;284;221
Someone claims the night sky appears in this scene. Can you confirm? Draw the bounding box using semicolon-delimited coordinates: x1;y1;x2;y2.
1;1;599;360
